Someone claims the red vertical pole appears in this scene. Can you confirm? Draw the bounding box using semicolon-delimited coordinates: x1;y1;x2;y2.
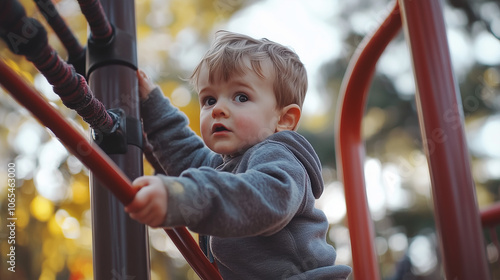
398;0;490;279
87;1;150;279
335;2;401;279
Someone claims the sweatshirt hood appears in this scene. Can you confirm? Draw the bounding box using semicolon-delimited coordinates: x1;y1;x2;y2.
267;131;324;198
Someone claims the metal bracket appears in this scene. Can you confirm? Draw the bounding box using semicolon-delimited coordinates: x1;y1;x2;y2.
86;25;137;77
93;108;142;154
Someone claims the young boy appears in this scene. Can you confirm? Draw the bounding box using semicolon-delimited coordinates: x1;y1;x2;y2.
125;30;351;279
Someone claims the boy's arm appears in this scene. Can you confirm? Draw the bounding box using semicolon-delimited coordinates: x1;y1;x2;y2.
137;70;222;175
159;142;307;237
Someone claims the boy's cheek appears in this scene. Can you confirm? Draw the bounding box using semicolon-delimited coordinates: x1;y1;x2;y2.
235;115;273;134
199;122;211;141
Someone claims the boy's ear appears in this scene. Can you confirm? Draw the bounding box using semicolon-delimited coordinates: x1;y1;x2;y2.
276;104;301;132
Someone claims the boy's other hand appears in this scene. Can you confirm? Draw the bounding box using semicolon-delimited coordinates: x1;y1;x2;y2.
125;176;167;227
137;69;157;101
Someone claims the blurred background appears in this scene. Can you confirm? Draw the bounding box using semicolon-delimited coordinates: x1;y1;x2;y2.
1;0;500;279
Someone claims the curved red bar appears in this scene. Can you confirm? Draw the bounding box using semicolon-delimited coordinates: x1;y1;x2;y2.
0;58;222;280
481;203;500;227
0;58;136;204
334;2;402;279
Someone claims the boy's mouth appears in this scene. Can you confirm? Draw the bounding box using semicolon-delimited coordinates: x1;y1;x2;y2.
212;123;230;133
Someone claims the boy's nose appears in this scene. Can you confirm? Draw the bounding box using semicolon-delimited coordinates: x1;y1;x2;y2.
212;101;229;118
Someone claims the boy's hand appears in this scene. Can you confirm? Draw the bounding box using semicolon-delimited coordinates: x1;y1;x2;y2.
125;176;167;227
137;69;157;101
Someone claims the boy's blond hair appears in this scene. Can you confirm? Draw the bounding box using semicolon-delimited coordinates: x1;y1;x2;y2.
190;30;308;109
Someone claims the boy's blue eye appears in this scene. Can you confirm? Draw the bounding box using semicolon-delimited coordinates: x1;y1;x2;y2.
235;94;248;103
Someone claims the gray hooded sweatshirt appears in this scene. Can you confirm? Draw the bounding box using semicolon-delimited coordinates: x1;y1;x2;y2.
141;88;352;279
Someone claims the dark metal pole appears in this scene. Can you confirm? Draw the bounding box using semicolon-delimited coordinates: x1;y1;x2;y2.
399;0;490;279
87;0;150;279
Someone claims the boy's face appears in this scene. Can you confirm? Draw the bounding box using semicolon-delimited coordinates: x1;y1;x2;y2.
197;59;282;156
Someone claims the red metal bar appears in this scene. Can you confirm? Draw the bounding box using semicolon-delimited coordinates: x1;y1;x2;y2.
398;0;490;279
0;58;222;280
482;203;500;227
334;2;401;279
166;228;220;277
0;58;135;204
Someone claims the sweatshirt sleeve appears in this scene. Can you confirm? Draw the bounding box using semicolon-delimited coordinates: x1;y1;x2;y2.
140;88;222;175
159;141;308;237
